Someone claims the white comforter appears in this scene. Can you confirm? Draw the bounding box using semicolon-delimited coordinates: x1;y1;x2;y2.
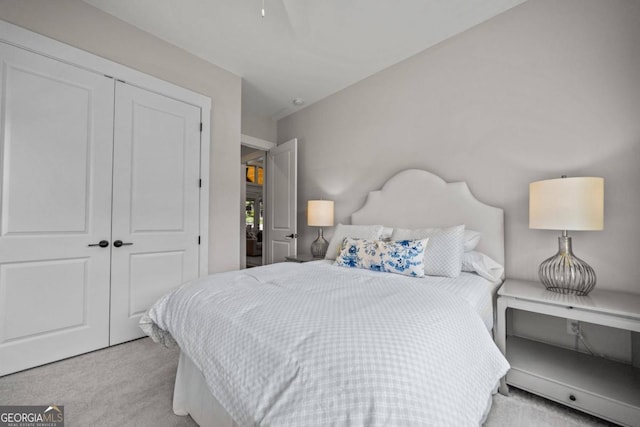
142;261;509;426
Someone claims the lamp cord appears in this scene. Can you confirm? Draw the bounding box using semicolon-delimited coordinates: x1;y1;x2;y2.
574;322;606;359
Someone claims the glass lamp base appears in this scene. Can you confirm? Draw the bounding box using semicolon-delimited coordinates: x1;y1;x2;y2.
310;228;328;259
539;235;596;296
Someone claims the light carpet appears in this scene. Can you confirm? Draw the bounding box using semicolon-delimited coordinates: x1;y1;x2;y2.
0;338;615;426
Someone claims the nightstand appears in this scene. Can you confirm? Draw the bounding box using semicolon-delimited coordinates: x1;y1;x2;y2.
284;254;319;263
496;279;640;426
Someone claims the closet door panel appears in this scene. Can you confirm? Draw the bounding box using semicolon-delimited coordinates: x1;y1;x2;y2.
0;43;114;375
110;82;200;344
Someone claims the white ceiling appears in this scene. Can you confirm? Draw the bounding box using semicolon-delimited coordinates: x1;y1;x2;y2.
83;0;527;121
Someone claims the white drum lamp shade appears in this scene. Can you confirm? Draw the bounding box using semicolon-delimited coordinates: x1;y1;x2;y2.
307;200;334;227
530;177;604;231
307;200;334;258
529;177;604;296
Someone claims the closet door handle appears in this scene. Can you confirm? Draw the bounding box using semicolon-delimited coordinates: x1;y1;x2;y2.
113;240;133;248
285;233;298;239
88;240;109;248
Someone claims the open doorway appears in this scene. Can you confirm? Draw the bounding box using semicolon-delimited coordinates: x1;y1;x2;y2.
241;146;266;268
240;135;298;268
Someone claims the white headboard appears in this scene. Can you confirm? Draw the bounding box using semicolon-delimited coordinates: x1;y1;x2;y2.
351;169;504;265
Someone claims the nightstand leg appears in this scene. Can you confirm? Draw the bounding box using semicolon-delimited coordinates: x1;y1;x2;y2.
632;332;640;369
498;376;509;396
496;297;510;395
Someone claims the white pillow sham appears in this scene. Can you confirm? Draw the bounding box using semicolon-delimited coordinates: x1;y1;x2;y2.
463;230;481;252
380;226;394;240
462;251;504;284
325;224;384;260
391;225;465;278
335;237;428;277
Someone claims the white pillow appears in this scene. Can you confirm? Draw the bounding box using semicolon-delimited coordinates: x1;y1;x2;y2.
462;251;504;284
325;224;384;260
334;237;428;278
464;230;481;252
380;226;394;240
391;225;465;278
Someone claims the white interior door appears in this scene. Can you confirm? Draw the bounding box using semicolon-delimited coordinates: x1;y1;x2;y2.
110;82;201;345
0;43;114;375
266;138;298;263
240;164;247;269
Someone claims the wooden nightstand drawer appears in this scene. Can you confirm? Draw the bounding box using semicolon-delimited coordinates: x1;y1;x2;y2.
508;368;640;427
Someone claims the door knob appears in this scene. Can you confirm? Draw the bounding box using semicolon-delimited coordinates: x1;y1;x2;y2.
88;240;109;248
113;240;133;247
285;233;298;239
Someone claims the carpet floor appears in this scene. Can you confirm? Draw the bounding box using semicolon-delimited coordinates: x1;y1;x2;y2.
0;338;616;426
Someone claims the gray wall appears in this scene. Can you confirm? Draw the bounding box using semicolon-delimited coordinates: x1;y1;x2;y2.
0;0;242;273
279;0;640;294
242;109;277;143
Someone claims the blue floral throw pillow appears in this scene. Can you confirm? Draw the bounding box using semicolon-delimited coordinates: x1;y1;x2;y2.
335;237;428;277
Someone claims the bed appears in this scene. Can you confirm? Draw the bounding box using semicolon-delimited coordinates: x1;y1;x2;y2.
142;169;509;427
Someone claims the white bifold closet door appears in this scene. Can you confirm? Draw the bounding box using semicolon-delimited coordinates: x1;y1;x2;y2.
0;42;114;375
109;82;201;345
0;42;201;375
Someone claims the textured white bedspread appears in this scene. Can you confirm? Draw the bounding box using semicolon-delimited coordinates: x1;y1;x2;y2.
310;260;499;329
142;261;509;426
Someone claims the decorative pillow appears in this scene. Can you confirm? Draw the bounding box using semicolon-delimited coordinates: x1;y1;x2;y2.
462;251;504;284
379;239;428;277
325;224;384;260
334;237;381;270
391;225;465;278
464;230;481;252
335;237;428;277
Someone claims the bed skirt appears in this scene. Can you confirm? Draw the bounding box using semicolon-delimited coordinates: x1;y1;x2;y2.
173;351;239;427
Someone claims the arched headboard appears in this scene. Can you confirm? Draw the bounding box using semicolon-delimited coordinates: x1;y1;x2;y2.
351;169;504;265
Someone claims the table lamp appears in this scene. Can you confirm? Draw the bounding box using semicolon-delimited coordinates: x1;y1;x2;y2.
529;176;604;296
307;200;334;258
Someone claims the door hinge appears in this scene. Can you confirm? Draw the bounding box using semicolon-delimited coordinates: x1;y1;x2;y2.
199;122;203;132
198;236;201;245
199;179;202;188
